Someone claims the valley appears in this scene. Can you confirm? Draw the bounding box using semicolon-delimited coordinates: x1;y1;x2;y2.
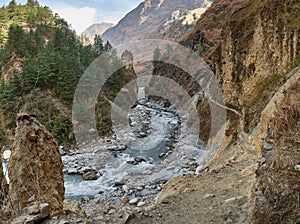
0;0;300;223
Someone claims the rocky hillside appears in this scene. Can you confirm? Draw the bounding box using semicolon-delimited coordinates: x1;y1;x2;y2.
154;0;300;137
126;0;300;223
183;0;299;130
0;0;299;223
127;0;300;223
102;0;212;46
81;22;114;44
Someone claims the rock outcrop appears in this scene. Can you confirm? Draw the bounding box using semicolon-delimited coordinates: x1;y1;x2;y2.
8;114;64;216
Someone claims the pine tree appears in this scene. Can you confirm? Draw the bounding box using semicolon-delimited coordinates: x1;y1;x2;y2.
94;34;104;55
6;24;27;57
26;0;39;8
8;0;17;8
7;0;17;19
104;40;112;52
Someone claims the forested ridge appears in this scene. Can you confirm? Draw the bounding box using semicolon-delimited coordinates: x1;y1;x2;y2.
0;0;120;146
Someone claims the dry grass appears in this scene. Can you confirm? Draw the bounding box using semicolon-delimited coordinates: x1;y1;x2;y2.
269;94;300;141
253;81;300;224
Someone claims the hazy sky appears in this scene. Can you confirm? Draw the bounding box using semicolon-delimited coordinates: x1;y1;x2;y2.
1;0;143;33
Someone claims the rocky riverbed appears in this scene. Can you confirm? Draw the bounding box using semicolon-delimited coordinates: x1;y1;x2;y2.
60;98;207;222
0;98;207;223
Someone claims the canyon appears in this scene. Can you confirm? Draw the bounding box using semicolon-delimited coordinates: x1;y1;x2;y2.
0;0;300;223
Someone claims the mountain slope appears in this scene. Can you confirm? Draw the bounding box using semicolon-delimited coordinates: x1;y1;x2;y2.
0;2;136;149
102;0;212;46
81;22;114;43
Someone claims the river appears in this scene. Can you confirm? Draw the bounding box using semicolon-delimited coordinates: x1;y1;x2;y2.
64;103;181;200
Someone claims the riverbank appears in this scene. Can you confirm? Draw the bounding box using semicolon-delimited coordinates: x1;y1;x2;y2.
56;98;207;223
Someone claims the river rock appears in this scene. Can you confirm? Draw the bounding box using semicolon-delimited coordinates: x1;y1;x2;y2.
67;168;78;174
108;209;116;215
82;170;98;181
114;181;125;187
137;132;147;138
79;166;92;174
63;199;86;217
81;196;90;203
129;197;139;205
122;185;129;192
8;114;64;215
137;201;146;207
134;157;146;163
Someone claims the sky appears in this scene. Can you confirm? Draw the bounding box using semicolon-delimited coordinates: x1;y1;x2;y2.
1;0;143;34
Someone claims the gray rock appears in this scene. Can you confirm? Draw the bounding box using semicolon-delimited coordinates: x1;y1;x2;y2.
137;201;146;207
108;209;116;215
263;142;273;150
60;149;67;156
114;181;125;187
137;132;147;138
122;185;129;192
129;197;139;205
134;157;146;163
9;203;50;224
203;194;215;199
67;168;78;174
118;145;127;151
106;145;119;151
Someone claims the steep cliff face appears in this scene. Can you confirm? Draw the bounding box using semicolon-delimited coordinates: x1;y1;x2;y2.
182;0;300;132
102;0;212;46
216;0;299;131
8;115;64;216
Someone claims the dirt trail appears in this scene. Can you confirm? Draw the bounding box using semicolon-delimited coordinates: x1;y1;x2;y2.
127;67;300;224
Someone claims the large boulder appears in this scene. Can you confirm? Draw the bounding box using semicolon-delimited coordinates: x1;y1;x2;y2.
8;114;64;215
7;202;50;224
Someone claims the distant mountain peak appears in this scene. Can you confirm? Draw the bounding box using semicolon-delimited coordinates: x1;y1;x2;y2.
102;0;212;46
81;22;115;44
